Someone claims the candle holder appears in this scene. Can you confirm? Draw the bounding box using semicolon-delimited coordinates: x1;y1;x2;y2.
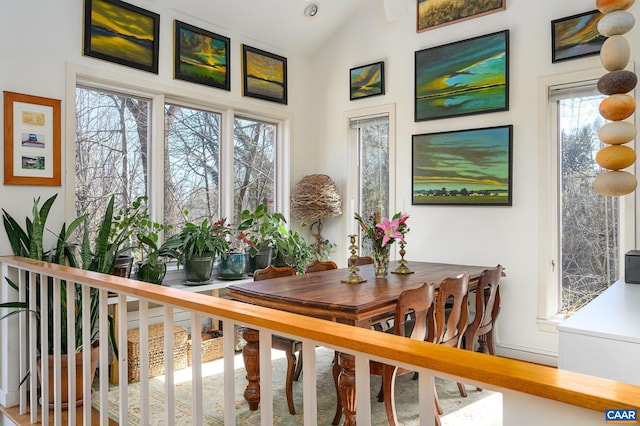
392;237;413;275
342;234;366;283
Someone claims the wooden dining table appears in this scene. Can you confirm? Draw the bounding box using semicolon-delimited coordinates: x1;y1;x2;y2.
226;261;493;425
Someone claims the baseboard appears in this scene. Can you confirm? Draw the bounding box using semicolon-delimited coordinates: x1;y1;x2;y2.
495;344;558;367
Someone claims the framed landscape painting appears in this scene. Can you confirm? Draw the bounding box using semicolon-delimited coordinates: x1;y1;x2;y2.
242;45;287;104
417;0;505;32
83;0;160;73
174;20;230;90
412;125;513;206
551;10;606;63
350;61;385;100
415;30;509;122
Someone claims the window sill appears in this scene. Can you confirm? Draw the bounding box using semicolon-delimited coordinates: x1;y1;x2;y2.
536;315;564;334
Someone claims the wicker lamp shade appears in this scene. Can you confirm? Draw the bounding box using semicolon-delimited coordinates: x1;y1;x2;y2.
291;174;342;222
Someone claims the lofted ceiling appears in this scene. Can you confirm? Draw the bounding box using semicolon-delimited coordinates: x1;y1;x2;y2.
164;0;375;57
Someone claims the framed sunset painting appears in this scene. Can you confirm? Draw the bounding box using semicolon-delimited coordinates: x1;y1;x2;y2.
417;0;506;32
412;125;513;206
174;20;230;90
551;10;606;63
415;30;509;121
242;45;287;104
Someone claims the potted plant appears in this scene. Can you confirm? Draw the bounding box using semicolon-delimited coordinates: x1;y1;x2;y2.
272;227;316;274
135;231;181;284
217;225;252;280
165;218;230;283
238;204;286;273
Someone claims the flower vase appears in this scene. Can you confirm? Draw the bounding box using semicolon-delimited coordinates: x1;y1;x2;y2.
373;246;390;278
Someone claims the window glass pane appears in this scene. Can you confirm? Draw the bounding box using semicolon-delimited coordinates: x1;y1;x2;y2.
75;86;148;244
233;117;276;224
354;115;389;255
164;104;221;233
558;93;620;313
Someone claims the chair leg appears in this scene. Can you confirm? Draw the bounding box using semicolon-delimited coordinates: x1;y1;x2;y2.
382;365;400;426
457;381;468;397
434;383;443;415
486;329;496;356
293;350;303;381
284;346;297;415
331;352;342;425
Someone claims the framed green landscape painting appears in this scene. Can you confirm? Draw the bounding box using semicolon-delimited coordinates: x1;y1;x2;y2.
417;0;506;32
412;125;513;206
415;30;509;121
350;61;385;100
83;0;160;73
174;20;230;90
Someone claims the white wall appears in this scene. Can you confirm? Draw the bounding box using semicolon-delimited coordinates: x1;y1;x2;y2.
305;0;639;364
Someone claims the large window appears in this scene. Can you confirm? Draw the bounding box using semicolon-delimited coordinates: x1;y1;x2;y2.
549;81;623;315
75;81;280;252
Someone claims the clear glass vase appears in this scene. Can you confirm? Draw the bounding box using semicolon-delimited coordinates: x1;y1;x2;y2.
373;245;390;278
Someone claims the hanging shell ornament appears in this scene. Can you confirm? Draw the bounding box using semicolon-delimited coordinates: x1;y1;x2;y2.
593;0;637;196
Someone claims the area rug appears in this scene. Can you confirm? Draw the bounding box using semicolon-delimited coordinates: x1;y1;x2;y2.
93;347;501;425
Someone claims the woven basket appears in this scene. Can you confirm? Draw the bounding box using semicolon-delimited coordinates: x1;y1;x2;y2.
127;323;188;383
187;333;224;365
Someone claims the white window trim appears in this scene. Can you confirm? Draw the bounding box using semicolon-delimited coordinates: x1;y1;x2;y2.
64;62;292;224
536;67;636;331
343;103;396;258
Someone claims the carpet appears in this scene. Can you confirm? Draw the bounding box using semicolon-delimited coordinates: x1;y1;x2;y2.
93;347;501;425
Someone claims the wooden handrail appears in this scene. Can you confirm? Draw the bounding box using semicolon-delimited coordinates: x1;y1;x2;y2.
3;255;640;414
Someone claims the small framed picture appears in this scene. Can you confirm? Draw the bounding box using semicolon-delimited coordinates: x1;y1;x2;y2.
83;0;160;73
174;20;230;91
4;91;61;186
412;125;513;206
242;45;287;104
551;10;606;63
350;61;385;100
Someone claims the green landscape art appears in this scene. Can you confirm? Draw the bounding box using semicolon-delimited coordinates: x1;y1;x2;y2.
175;21;230;90
417;0;505;32
412;125;512;206
415;30;509;121
350;62;384;100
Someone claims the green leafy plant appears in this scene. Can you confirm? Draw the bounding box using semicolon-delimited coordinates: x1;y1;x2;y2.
272;227;316;274
238;204;286;257
165;218;231;264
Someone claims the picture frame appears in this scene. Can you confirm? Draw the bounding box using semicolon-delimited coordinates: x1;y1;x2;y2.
551;10;606;63
417;0;505;33
412;125;512;206
350;61;385;100
4;91;61;186
83;0;160;74
174;20;230;91
242;44;287;104
415;30;509;122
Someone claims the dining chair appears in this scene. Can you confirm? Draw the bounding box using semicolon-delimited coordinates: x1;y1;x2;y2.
304;259;338;273
348;255;374;266
369;283;438;426
464;264;503;356
429;272;470;400
253;265;302;415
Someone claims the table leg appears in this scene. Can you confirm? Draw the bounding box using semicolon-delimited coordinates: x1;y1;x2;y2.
337;352;357;426
242;327;261;411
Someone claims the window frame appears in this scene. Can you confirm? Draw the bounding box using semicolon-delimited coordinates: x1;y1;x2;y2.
537;68;635;331
65;63;292;230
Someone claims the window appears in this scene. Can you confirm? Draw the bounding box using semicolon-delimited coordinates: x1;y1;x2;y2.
347;105;395;257
74;69;285;255
540;75;634;321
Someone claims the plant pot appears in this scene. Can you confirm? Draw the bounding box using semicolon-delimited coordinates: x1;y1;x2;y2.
218;252;248;279
38;343;99;409
136;261;167;284
246;247;272;273
113;254;134;278
184;255;214;283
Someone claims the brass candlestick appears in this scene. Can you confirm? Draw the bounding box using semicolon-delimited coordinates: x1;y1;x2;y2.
392;236;413;275
342;234;366;283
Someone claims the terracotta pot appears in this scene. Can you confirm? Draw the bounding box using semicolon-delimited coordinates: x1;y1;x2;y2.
38;343;99;409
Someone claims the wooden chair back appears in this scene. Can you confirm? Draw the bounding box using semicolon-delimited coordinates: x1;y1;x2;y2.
305;260;338;273
464;264;503;353
348;256;374;267
431;272;470;348
393;283;435;341
253;265;297;281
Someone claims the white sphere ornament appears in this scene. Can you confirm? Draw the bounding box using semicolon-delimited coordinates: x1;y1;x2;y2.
598;10;635;36
598;120;637;145
593;170;637;196
600;35;631;71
